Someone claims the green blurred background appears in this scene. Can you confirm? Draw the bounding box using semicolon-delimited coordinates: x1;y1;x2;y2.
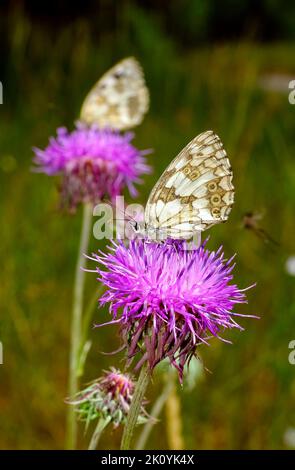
1;0;295;450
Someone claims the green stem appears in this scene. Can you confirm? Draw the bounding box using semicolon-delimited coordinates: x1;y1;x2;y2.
78;283;106;369
165;374;184;450
135;372;175;450
76;284;106;378
120;363;150;450
66;203;93;450
88;417;111;450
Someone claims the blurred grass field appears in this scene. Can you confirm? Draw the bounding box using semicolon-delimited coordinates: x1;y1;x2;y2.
1;5;295;449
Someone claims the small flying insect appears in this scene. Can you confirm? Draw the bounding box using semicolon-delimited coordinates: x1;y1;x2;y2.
242;211;279;246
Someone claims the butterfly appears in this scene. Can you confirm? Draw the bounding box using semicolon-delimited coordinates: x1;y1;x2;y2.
133;130;234;240
80;57;149;131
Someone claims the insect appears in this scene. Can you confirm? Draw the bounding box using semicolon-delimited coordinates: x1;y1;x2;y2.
242;211;279;246
80;57;149;131
133;130;235;240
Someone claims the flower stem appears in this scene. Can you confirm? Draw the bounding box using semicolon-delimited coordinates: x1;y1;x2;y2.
88;417;111;450
120;363;150;450
135;371;175;450
165;376;184;450
77;283;105;372
66;202;93;449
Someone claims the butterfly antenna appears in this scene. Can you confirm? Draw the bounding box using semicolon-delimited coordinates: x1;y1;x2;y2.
101;198;138;224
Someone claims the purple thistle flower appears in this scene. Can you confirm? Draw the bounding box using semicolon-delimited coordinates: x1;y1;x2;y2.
66;368;147;427
33;123;151;210
93;239;255;381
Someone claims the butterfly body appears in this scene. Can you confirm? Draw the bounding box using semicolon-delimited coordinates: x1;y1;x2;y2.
132;222;170;241
133;130;234;241
80;57;149;131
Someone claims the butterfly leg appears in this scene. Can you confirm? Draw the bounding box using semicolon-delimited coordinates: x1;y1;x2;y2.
193;231;202;249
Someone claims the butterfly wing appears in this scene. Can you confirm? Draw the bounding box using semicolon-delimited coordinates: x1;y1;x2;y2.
145;130;234;238
80;57;149;131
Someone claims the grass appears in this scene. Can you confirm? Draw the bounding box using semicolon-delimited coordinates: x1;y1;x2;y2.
0;13;295;449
